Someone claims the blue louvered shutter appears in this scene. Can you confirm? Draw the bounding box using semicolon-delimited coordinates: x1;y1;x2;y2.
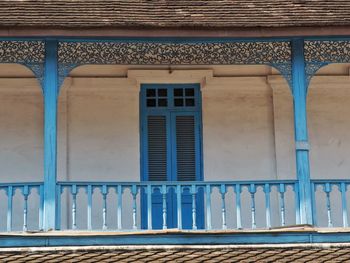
147;115;168;181
175;115;196;181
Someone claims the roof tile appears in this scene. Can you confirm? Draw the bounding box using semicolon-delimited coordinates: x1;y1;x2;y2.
2;247;350;262
0;1;350;28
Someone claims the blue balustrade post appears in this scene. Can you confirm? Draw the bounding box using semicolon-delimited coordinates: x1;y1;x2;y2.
43;40;59;231
291;39;313;225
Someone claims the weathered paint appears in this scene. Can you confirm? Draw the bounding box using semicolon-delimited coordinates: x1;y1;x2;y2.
43;40;59;230
1;229;350;247
291;39;313;225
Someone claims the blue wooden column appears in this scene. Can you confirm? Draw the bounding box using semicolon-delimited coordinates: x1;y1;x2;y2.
43;40;59;230
291;39;313;225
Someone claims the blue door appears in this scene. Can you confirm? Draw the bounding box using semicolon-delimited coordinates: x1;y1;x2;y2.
141;84;204;229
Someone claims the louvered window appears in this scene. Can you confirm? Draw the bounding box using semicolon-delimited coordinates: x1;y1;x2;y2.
176;116;196;181
147;116;167;181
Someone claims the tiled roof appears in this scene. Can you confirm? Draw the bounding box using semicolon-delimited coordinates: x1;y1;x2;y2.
1;246;350;262
1;1;350;29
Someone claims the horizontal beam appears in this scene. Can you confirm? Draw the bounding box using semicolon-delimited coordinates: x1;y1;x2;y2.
0;35;350;43
0;26;349;39
1;230;350;247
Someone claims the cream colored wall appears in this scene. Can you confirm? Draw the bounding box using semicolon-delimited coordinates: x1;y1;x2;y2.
308;76;350;179
202;77;277;181
58;78;140;183
0;79;43;182
0;76;43;231
1;64;350;230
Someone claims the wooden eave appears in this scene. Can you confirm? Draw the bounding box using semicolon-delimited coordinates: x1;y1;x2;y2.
0;25;349;38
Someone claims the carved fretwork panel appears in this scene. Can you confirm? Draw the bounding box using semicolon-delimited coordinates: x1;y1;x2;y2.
304;40;350;85
305;40;350;63
57;41;292;87
0;41;45;87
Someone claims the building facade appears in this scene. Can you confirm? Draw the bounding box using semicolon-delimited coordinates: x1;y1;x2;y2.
1;1;350;251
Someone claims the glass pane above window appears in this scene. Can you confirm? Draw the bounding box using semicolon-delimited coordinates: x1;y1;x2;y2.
158;99;168;107
146;89;156;97
174;88;183;97
174;98;184;107
185;88;195;97
158;89;167;97
185;98;195;107
144;85;198;109
147;99;156;107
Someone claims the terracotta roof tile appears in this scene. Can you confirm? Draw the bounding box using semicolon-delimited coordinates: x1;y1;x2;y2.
2;247;350;262
0;1;350;29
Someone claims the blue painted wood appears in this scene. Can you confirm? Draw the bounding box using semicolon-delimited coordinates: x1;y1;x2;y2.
22;185;30;232
43;40;59;231
205;184;212;230
340;182;348;227
39;185;44;230
51;180;298;231
146;185;152;230
312;180;350;227
294;182;301;225
249;184;257;229
117;185;123;230
71;184;77;230
279;184;286;226
56;180;298;186
190;185;197;230
324;183;333;227
5;230;350;247
9;35;350;45
310;183;317;226
131;185;138;230
140;84;204;230
55;184;62;230
234;184;242;229
87;185;93;230
263;183;271;228
6;186;13;232
220;184;227;230
176;185;182;229
0;180;306;232
53;37;293;46
161;185;168;230
291;39;313;225
172;111;204;230
102;185;108;230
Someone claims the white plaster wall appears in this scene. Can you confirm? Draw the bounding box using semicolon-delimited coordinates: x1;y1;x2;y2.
268;77;296;180
0;78;43;231
59;78;140;182
308;76;350;179
0;79;43;182
202;77;277;181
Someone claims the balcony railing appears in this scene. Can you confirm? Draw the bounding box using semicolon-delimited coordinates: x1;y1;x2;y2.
56;180;300;231
0;182;43;232
312;180;350;228
1;179;350;232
